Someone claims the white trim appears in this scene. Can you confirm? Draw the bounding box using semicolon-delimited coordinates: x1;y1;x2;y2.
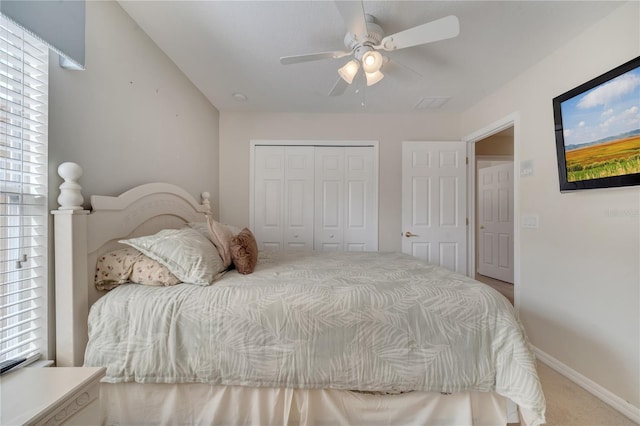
463;113;521;311
30;359;54;368
466;141;476;277
533;346;640;423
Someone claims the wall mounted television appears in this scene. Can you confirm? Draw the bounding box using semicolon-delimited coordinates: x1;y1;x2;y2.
552;56;640;192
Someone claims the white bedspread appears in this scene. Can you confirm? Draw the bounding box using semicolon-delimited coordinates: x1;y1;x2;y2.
84;250;545;425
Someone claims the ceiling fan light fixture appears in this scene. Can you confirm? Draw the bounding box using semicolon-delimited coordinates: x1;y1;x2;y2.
361;50;383;73
365;70;384;86
338;60;360;84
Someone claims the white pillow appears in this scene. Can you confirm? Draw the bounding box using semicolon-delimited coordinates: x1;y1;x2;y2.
120;228;225;285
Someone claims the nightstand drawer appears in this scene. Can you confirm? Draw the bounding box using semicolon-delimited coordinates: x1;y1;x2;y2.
0;366;105;425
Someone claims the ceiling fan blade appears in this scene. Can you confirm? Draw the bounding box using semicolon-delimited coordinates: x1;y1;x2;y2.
334;0;367;39
280;50;351;65
376;15;460;52
328;76;349;97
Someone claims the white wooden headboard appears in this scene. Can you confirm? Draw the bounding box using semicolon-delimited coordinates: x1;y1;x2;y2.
52;163;211;367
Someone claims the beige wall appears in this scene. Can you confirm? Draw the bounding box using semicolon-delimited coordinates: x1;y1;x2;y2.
47;0;220;359
475;132;514;156
49;0;220;212
461;2;639;410
219;112;460;252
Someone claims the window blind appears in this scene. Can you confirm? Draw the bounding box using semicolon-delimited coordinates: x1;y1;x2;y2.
0;16;48;363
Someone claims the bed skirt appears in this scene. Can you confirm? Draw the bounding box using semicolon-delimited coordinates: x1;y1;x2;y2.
100;383;522;425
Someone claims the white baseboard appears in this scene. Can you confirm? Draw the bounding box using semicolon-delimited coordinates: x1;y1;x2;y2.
532;346;640;424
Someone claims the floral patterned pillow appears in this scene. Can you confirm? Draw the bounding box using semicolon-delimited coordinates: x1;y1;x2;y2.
95;247;180;291
130;255;181;287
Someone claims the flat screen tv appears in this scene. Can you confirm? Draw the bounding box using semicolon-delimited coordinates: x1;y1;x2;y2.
552;56;640;192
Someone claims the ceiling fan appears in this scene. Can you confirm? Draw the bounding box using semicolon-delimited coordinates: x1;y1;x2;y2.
279;1;460;96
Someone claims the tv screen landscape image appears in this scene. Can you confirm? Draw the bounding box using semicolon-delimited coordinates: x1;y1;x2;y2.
553;56;640;191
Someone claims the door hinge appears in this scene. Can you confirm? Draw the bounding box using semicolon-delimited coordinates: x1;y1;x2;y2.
466;156;469;165
466;217;469;226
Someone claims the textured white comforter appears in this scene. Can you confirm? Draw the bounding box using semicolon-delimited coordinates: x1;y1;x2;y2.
84;250;545;424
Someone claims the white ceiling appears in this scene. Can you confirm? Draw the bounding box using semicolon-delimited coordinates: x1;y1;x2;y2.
118;1;623;114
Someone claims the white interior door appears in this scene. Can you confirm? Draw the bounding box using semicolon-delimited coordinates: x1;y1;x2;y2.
477;163;514;283
401;141;467;274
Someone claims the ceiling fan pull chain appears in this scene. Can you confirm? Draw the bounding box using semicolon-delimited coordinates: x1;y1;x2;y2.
360;75;367;108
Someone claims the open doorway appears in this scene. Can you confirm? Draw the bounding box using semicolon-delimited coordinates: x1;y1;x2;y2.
474;127;515;304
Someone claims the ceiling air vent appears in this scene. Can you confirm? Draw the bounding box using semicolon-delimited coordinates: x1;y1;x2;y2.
414;97;451;110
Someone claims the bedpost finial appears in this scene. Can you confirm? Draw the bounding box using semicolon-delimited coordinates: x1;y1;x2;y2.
201;191;211;215
57;162;84;210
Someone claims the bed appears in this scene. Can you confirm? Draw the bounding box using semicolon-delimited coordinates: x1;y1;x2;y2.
52;165;545;426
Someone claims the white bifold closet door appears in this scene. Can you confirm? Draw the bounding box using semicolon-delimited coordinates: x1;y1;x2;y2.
253;145;377;252
314;147;376;251
253;146;315;250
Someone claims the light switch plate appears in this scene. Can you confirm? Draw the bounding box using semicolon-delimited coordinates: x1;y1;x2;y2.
520;160;534;176
522;213;539;228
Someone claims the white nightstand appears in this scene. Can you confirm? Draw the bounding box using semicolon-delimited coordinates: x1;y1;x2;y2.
0;366;105;426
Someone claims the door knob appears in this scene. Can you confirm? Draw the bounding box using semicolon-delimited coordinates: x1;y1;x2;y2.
404;231;419;238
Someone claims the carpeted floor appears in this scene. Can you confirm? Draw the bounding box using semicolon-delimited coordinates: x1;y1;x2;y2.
512;362;638;425
475;273;514;304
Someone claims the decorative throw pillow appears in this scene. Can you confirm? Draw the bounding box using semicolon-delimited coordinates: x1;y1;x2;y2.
95;247;182;290
230;228;259;274
130;255;181;286
207;217;235;268
95;247;142;291
120;228;226;285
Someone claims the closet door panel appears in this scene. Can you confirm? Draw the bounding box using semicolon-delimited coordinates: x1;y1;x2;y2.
314;147;344;251
284;147;314;249
254;146;284;250
344;147;377;251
